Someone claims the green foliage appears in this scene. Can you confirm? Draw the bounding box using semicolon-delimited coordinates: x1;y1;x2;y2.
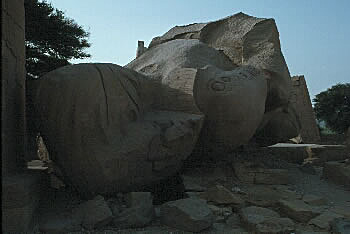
24;0;91;78
313;83;350;134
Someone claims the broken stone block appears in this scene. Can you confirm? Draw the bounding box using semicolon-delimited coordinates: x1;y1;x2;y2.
73;195;112;230
201;185;244;205
278;199;321;223
240;206;295;233
308;211;343;230
302;194;328;206
160;198;214;232
323;161;350;188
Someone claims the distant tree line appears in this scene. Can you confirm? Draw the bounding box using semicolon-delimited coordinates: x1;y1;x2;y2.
313;83;350;134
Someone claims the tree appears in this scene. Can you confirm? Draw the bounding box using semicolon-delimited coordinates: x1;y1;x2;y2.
24;0;91;79
313;83;350;134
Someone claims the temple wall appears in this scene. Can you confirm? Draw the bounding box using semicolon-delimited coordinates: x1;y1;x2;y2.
1;0;26;174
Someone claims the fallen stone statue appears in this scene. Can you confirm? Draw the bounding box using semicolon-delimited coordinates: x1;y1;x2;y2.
32;12;300;195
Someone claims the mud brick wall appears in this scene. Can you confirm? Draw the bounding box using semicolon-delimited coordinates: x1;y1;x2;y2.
290;76;320;143
1;0;26;174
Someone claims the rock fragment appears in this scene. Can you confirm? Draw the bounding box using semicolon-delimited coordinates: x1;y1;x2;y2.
113;192;154;228
160;198;214;232
278;199;321;223
202;185;244;205
240;206;295;233
73;195;112;230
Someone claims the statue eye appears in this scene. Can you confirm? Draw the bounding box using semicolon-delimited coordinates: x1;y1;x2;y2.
220;77;231;82
211;81;225;91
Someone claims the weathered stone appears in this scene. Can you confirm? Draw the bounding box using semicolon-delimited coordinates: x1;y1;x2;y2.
300;163;317;175
113;191;155;228
240;206;295;233
39;214;81;234
202;185;244;205
308;211;343;230
160;198;214;232
302;194;327;206
226;213;241;228
290;76;321;143
278;199;321;223
182;176;206;192
128;37;268;152
323;161;350;188
2;0;26;174
330;206;350;219
73;195;112;230
245;185;301;208
2;173;41;233
234;162;289;185
34;63;204;195
207;204;232;217
208;223;247;233
124;192;153;208
113;205;155;228
330;217;350;234
145;13;298;147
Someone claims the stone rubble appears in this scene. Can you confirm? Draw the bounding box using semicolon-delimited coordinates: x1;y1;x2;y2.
73;195;113;230
278;199;322;223
160;198;214;232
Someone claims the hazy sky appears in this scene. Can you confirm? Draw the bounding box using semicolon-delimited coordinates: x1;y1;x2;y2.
49;0;349;100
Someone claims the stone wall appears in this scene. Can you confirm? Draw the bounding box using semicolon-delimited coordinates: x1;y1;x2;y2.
2;1;43;233
290;76;320;143
1;0;26;174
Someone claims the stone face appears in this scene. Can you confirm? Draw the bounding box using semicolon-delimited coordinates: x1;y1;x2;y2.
202;185;244;205
73;195;113;230
278;199;321;223
322;161;350;188
34;63;204;195
128;12;300;149
128;38;268;151
240;206;295;233
160;198;214;232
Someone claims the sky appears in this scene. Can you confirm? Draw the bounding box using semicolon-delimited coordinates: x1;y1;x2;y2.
49;0;349;100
